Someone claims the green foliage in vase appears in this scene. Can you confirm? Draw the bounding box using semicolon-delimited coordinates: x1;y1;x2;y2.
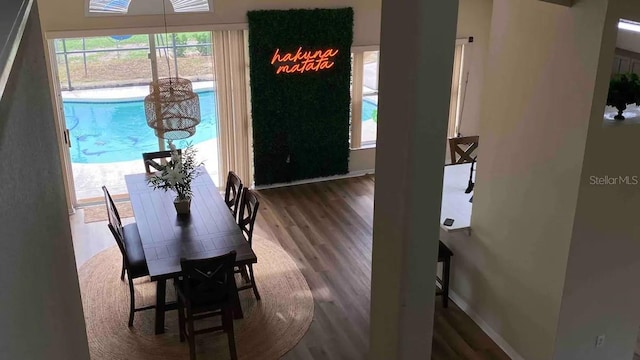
607;72;640;120
147;141;203;200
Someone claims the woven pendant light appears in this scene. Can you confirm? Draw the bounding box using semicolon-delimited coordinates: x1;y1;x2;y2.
144;0;201;140
144;77;200;140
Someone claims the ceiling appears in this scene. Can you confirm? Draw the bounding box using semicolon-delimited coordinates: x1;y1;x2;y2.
617;25;640;54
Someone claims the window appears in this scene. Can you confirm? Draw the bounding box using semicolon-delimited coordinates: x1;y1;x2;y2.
89;0;130;14
88;0;211;15
350;49;379;148
447;42;466;138
350;41;468;149
361;51;379;145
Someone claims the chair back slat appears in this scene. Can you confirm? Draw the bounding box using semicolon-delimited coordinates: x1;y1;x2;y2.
102;186;128;265
142;149;182;173
224;171;243;219
448;135;479;164
180;251;237;304
237;188;260;246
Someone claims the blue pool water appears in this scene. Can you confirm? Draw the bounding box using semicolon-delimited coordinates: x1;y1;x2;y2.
65;91;377;164
65;91;218;164
362;99;377;122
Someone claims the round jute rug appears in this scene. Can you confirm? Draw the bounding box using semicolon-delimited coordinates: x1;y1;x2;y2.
79;236;313;360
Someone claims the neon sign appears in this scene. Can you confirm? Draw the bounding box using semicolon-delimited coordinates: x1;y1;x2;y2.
271;47;339;74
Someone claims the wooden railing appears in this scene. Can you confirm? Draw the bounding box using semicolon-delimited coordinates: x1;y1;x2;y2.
0;0;33;100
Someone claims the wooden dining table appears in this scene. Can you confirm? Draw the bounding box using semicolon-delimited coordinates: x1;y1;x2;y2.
125;167;257;334
440;162;475;233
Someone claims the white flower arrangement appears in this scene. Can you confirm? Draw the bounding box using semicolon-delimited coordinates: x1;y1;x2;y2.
147;141;203;201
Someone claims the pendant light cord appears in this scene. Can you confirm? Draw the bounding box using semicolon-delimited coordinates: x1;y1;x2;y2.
161;0;173;84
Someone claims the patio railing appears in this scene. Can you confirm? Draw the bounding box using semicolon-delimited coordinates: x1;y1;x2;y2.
54;34;213;90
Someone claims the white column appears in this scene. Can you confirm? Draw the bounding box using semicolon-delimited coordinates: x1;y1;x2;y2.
370;0;459;359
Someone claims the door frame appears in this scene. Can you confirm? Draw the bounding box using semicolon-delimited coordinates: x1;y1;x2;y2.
45;30;223;206
46;38;78;212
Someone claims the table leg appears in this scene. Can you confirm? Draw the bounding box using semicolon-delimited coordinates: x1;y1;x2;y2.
155;279;167;334
442;257;451;308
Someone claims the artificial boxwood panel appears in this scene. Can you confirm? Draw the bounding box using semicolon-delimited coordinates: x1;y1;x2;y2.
247;8;353;185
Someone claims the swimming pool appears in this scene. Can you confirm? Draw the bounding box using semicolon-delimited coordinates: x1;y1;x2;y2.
65;90;218;163
362;99;377;123
65;91;377;164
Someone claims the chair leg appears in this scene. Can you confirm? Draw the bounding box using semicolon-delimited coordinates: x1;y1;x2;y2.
177;297;185;342
120;259;125;281
224;306;238;360
187;308;196;360
442;256;451;308
248;264;261;300
127;278;135;327
240;265;250;283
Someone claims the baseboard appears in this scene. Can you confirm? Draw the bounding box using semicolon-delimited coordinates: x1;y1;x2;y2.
253;169;375;190
347;169;376;177
449;290;526;360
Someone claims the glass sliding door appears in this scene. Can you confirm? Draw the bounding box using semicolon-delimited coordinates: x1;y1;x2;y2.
52;31;220;205
361;51;379;145
55;35;156;202
349;49;379;149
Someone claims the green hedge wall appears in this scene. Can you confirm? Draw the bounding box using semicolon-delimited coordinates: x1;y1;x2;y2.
247;8;354;185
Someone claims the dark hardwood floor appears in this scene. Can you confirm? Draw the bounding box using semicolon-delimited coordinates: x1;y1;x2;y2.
254;175;510;360
71;174;510;359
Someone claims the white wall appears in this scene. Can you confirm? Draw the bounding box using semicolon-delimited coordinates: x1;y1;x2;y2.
552;1;640;359
456;0;493;137
0;3;90;359
349;147;375;173
442;0;609;359
0;0;28;76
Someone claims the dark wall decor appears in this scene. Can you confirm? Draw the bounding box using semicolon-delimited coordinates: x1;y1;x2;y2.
247;8;354;185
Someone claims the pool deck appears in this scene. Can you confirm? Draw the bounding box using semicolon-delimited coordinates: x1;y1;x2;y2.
73;139;220;202
62;80;215;102
64;81;220;203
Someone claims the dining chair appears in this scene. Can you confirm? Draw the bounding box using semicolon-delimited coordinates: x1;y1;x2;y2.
175;251;238;360
224;171;243;220
142;149;181;173
448;135;479;164
236;188;261;300
102;186;155;327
